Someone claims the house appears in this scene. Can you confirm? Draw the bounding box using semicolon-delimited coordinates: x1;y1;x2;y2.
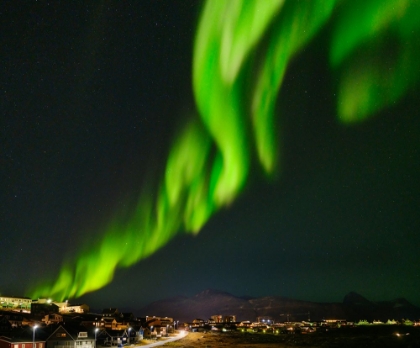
46;325;94;348
100;318;128;331
144;317;173;337
189;318;205;330
31;302;59;317
42;314;63;326
47;302;89;315
101;329;129;346
0;313;20;328
50;302;67;313
59;305;89;314
100;318;117;330
77;314;102;328
102;309;120;318
210;315;223;323
223;315;236;323
0;336;44;348
145;317;172;327
191;319;205;326
120;313;135;329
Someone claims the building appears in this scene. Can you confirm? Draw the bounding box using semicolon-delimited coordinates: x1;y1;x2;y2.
144;317;173;337
0;312;28;328
101;329;128;346
223;315;236;323
46;325;94;348
210;315;223;323
191;319;205;326
42;301;89;315
0;336;44;348
31;300;59;317
100;318;118;330
256;316;274;324
31;300;89;316
0;296;32;311
76;314;102;328
42;314;63;325
209;315;236;324
59;304;89;314
102;309;120;318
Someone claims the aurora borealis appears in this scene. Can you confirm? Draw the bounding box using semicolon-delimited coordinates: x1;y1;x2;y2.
2;0;420;309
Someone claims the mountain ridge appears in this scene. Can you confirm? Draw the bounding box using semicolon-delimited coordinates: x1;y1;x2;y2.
135;289;420;322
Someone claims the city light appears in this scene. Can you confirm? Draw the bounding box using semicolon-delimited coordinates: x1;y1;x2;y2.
94;328;99;348
33;325;38;348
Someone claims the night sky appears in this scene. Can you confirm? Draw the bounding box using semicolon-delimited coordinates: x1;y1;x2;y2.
2;1;420;312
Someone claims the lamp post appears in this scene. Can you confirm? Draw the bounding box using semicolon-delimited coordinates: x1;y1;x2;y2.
95;328;99;348
128;328;131;344
33;325;38;348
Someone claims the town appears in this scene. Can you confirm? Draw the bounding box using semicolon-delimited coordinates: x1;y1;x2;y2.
1;294;420;348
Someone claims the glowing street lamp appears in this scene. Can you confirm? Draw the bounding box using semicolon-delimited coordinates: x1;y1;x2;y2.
33;325;38;348
127;328;131;344
95;328;99;348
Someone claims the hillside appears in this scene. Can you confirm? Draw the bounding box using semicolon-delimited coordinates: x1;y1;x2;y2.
136;289;420;322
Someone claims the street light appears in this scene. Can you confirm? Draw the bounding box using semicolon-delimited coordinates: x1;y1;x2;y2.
33;325;38;348
95;328;99;348
128;328;131;344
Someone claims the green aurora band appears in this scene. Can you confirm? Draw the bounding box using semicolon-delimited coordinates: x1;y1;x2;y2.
28;0;420;300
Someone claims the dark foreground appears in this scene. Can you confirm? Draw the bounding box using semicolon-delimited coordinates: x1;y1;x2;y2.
162;326;420;347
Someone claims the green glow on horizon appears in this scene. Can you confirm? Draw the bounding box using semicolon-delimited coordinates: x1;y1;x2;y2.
28;0;420;301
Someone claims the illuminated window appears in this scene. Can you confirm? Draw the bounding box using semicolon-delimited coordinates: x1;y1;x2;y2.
57;333;67;337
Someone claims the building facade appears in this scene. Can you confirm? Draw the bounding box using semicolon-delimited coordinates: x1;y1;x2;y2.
0;337;44;348
46;325;94;348
0;296;32;311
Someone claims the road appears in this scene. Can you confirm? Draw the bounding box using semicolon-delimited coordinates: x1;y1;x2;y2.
134;331;188;347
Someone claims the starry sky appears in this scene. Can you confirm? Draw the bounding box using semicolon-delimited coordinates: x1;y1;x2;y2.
2;1;420;312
